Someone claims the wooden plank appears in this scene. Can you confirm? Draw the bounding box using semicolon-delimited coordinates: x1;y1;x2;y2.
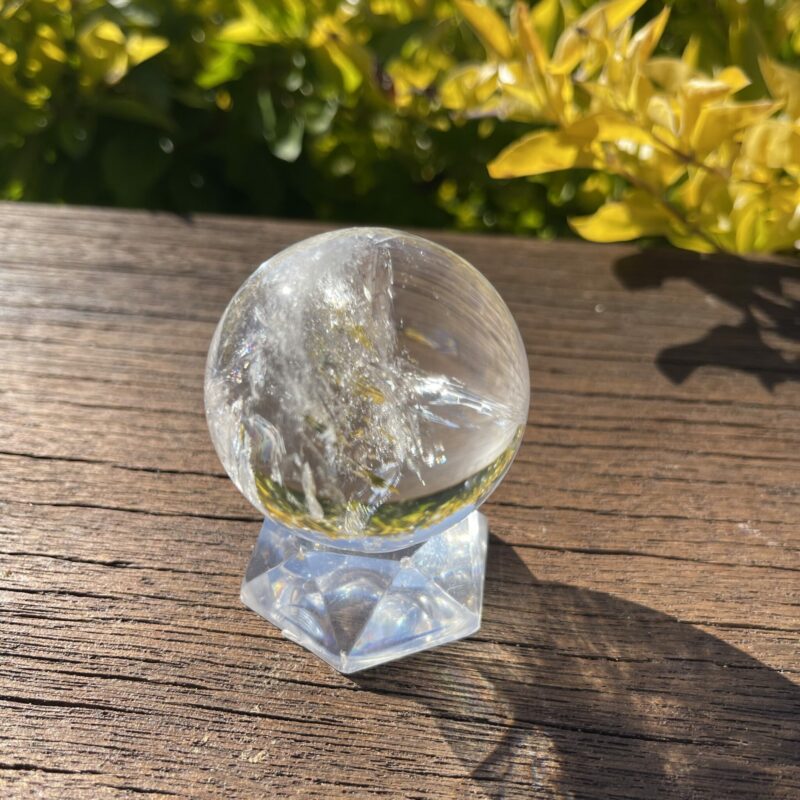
0;201;798;799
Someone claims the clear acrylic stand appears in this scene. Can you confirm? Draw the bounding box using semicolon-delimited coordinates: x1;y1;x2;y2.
241;511;488;673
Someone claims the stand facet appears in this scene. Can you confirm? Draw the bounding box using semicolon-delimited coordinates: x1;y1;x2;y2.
241;511;488;673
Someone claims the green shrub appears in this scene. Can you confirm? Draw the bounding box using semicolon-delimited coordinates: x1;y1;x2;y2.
1;0;798;251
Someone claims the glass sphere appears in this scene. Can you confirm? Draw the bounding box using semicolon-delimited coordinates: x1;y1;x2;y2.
205;228;529;544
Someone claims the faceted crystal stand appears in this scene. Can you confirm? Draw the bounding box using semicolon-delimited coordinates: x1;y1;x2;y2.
241;511;488;674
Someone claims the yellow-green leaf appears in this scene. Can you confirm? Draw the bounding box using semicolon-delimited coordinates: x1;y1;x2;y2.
666;230;717;253
440;63;498;109
679;168;727;212
78;20;126;54
646;58;692;92
715;66;750;93
591;112;656;146
646;95;677;135
759;57;800;119
627;6;669;64
77;20;128;85
498;61;548;112
0;43;16;66
551;0;646;74
219;18;275;45
569;192;669;241
514;1;548;75
733;201;760;253
126;34;168;67
310;17;371;94
488;121;599;178
529;0;561;54
679;77;743;141
691;101;779;155
455;0;514;60
742;120;800;173
34;25;67;64
600;0;649;31
321;38;364;93
682;34;701;69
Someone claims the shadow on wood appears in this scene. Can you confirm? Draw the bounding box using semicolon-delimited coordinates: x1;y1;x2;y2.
356;539;800;799
614;249;800;390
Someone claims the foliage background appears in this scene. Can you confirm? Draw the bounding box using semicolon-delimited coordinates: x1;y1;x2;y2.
1;0;798;250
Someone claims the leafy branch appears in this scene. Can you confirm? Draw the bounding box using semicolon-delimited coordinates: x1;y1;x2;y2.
445;0;800;254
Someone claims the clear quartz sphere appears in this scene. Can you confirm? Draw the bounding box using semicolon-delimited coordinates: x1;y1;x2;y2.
205;228;529;545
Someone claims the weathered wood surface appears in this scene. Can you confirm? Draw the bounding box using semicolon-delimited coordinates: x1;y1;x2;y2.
0;201;798;799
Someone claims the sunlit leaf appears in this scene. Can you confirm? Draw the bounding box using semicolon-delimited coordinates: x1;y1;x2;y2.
529;0;561;55
197;41;253;89
569;191;670;241
310;17;372;94
439;63;498;109
0;42;16;66
646;95;677;136
7;0;800;255
714;66;749;93
488;120;600;178
679;77;743;140
691;101;778;155
322;38;364;93
600;0;649;32
742;120;800;174
760;57;800;119
455;0;514;60
646;58;692;92
218;18;274;45
733;201;760;253
34;25;66;63
679;168;727;211
627;7;669;64
682;35;701;69
77;19;128;85
127;34;168;67
514;1;548;75
498;62;548;114
591;112;656;146
551;0;647;75
666;230;717;253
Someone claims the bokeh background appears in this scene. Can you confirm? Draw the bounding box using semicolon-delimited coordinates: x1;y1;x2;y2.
1;0;798;252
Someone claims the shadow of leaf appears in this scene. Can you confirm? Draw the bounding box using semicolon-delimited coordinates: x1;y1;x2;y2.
614;249;800;390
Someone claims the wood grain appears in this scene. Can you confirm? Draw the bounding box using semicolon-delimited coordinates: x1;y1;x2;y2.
0;201;798;799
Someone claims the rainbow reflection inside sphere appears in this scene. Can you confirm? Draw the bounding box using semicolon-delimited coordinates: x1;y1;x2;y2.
205;228;529;543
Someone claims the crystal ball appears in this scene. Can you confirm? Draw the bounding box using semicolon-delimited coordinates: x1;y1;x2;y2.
205;228;529;542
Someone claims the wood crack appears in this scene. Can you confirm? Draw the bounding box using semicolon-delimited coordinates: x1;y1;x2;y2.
20;500;260;524
500;540;800;573
489;498;797;530
0;449;227;481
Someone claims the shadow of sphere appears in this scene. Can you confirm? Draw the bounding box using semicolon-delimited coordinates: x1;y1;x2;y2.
356;539;800;800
